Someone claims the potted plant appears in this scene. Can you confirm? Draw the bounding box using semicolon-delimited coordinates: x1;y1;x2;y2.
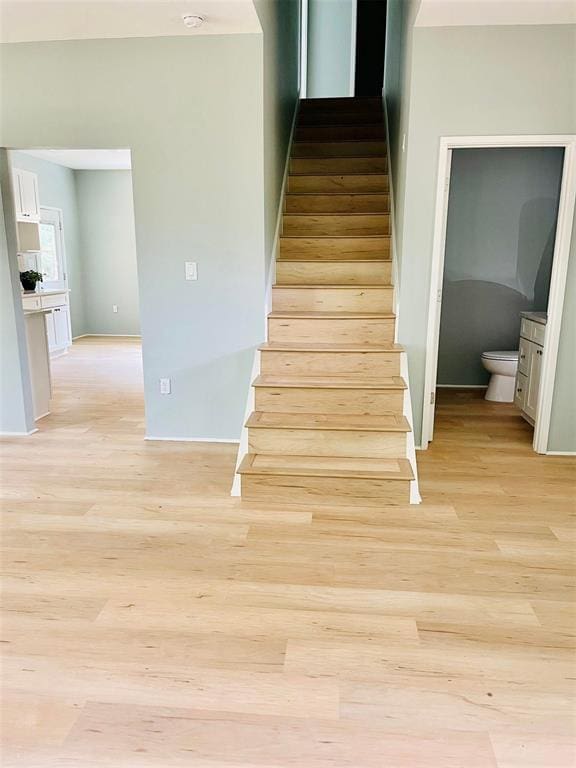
20;270;43;293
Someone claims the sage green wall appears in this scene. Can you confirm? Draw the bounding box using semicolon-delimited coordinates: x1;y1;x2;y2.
383;0;419;274
10;151;86;336
1;34;266;440
307;0;354;97
388;23;575;449
0;154;34;434
253;0;301;277
75;170;140;336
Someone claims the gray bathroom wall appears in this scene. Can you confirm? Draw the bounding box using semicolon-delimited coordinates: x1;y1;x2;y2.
437;147;564;386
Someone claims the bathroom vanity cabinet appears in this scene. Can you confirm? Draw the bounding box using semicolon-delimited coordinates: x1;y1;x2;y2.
515;313;546;425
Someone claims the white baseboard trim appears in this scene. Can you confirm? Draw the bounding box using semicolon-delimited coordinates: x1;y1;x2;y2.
145;435;239;444
73;334;142;339
437;384;488;389
546;450;576;456
0;427;38;437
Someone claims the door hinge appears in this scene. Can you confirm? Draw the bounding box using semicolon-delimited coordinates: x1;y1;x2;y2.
437;289;442;302
430;392;435;405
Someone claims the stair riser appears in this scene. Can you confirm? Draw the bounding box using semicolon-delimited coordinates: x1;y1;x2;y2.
291;158;387;175
300;97;382;108
241;475;410;507
299;112;384;126
276;261;392;286
280;237;390;260
288;175;389;194
292;142;386;158
268;317;394;345
255;387;403;415
283;214;389;237
285;194;389;214
272;287;393;313
248;428;407;459
260;350;401;377
295;125;386;141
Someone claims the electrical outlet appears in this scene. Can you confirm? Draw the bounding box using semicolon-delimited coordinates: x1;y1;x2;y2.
159;378;171;395
112;305;118;313
185;261;198;281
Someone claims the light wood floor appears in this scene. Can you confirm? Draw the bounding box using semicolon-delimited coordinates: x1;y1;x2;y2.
1;338;575;767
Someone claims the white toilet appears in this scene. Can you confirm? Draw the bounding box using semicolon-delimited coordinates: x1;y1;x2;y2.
481;350;519;402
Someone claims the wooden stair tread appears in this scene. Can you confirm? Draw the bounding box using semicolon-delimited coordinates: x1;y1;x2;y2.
238;453;414;481
269;310;395;319
281;235;390;240
273;283;391;290
246;412;410;432
283;212;389;218
258;341;402;352
253;374;406;390
277;256;391;263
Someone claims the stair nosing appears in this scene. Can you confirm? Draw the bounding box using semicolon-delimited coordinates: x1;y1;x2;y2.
277;258;392;263
252;374;406;391
259;342;403;352
280;235;391;240
272;284;392;290
283;212;389;218
238;454;414;482
245;412;410;433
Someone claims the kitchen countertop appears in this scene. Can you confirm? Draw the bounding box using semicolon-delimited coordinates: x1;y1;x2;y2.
23;308;53;316
520;311;547;325
21;289;69;297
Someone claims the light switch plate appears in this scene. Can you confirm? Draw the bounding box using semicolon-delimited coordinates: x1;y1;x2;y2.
185;261;198;281
159;378;171;395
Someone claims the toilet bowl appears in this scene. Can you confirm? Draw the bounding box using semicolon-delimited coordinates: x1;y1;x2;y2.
481;351;519;402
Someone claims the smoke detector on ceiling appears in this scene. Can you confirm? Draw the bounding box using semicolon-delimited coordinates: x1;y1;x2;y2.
182;14;205;28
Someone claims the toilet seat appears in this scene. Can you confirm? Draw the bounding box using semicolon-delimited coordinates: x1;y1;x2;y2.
481;350;519;361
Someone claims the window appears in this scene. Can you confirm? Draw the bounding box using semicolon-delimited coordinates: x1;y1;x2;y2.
39;208;67;290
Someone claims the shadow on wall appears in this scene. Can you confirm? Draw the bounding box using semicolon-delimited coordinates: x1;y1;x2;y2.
517;197;558;311
438;280;532;386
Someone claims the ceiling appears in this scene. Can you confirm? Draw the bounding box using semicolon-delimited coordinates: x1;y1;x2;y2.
0;0;262;44
415;0;576;27
20;149;132;170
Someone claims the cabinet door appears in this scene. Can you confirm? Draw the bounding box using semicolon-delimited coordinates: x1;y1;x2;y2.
518;337;531;376
13;169;40;222
44;310;56;351
525;343;543;421
52;306;70;349
514;372;527;412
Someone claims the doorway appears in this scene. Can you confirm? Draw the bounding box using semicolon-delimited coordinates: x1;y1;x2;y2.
422;135;576;454
7;147;143;430
355;0;386;96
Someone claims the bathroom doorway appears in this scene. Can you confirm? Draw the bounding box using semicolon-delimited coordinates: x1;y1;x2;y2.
422;135;576;454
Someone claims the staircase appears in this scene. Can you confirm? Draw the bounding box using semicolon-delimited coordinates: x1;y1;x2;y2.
237;97;415;507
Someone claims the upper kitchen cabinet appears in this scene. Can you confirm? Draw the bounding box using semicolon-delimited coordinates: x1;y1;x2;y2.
13;168;41;222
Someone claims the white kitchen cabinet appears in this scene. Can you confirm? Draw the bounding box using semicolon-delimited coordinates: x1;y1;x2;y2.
52;305;70;351
13;169;40;222
515;315;546;426
22;291;71;356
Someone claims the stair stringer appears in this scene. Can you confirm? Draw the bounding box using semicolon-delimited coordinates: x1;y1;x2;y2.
384;97;421;505
231;104;299;497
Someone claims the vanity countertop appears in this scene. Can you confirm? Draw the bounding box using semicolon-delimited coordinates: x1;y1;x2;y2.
520;311;547;325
